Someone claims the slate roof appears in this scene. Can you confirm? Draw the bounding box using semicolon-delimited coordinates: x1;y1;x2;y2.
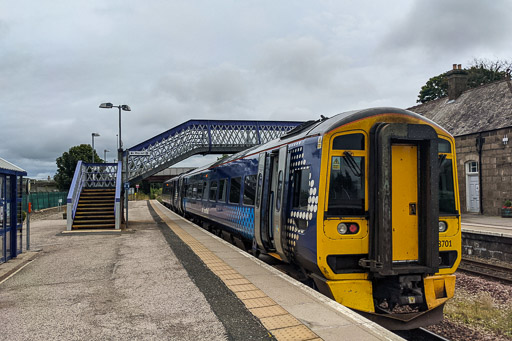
0;157;26;174
408;79;512;136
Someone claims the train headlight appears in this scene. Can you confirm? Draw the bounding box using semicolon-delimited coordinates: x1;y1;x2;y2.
438;221;448;232
337;223;348;235
337;223;359;235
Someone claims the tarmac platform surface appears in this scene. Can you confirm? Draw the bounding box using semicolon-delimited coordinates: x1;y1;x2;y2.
0;200;402;341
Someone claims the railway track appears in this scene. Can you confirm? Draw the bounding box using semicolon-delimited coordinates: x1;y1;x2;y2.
458;257;512;283
395;327;451;341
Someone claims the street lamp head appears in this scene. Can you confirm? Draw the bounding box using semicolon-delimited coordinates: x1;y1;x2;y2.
99;102;113;109
92;132;100;137
104;149;110;153
121;105;131;111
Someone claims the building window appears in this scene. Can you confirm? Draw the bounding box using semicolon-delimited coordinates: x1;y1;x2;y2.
467;161;478;174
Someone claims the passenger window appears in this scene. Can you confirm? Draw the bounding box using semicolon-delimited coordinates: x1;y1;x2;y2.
243;175;257;206
229;177;242;204
218;179;227;202
332;133;365;150
202;181;209;200
196;182;203;199
327;155;365;216
209;181;218;201
292;168;310;211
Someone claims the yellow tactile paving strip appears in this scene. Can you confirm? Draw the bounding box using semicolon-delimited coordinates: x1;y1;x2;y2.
151;202;321;341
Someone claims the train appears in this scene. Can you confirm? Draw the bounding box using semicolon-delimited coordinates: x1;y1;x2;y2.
161;107;461;330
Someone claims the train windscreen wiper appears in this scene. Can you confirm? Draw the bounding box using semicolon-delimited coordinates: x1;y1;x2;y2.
438;154;447;168
343;151;362;177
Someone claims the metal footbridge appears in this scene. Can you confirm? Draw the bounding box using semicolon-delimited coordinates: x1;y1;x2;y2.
67;119;303;230
124;119;303;183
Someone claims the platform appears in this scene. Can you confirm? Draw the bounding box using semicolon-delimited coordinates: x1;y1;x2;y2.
461;213;512;238
0;201;402;340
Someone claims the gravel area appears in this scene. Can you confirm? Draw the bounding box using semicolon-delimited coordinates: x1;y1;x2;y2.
426;272;512;341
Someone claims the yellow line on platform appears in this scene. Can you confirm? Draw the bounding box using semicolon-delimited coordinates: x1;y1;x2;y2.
150;201;321;341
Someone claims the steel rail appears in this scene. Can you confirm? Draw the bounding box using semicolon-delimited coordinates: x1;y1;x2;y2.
458;257;512;283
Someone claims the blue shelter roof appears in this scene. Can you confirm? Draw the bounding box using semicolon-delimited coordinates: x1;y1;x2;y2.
0;157;27;175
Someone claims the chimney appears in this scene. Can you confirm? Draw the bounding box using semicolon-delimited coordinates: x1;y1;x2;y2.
446;64;468;100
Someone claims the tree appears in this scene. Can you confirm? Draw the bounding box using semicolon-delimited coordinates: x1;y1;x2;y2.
54;144;103;191
217;154;231;161
417;58;512;103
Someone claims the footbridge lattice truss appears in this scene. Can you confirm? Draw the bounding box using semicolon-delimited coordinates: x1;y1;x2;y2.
125;120;303;183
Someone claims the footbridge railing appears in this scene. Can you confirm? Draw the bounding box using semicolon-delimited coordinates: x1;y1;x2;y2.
125;120;303;183
66;162;121;230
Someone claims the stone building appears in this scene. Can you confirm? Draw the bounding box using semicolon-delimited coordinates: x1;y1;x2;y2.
408;65;512;215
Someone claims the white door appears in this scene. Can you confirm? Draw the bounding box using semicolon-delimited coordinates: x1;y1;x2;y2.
468;174;480;213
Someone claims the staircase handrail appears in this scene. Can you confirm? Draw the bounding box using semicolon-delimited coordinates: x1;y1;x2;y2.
66;160;85;230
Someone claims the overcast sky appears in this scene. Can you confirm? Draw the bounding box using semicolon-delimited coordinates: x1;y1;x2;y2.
1;0;511;179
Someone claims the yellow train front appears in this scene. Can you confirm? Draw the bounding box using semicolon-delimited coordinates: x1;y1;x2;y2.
306;108;460;329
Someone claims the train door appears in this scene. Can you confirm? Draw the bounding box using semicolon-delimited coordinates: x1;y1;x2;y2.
254;146;288;258
257;152;275;250
367;123;439;276
391;144;418;262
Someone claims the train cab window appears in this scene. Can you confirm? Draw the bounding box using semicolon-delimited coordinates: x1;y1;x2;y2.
292;168;310;210
332;133;365;150
243;175;257;206
209;181;218;201
218;179;227;202
438;139;457;214
229;177;242;204
438;139;452;153
327;155;365;216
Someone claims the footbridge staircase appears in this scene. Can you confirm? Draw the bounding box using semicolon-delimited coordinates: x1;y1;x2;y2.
67;119;303;230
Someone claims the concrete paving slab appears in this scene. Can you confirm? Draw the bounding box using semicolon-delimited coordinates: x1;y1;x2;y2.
0;201;229;341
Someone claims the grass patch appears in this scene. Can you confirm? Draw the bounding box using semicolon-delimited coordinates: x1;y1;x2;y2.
445;289;512;337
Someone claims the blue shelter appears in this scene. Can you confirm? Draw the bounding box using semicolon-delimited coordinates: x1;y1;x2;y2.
0;157;26;264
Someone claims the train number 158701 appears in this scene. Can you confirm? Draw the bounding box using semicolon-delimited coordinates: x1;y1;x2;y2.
439;240;452;248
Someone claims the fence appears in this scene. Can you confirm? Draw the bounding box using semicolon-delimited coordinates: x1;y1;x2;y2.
22;192;67;212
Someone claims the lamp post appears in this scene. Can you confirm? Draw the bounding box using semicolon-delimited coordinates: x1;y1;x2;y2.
91;133;100;163
104;149;110;163
99;102;131;226
99;103;131;159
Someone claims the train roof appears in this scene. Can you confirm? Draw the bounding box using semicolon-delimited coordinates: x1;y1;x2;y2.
178;107;450;177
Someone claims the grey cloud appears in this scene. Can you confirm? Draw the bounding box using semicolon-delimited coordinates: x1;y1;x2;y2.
381;0;512;58
256;36;350;88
